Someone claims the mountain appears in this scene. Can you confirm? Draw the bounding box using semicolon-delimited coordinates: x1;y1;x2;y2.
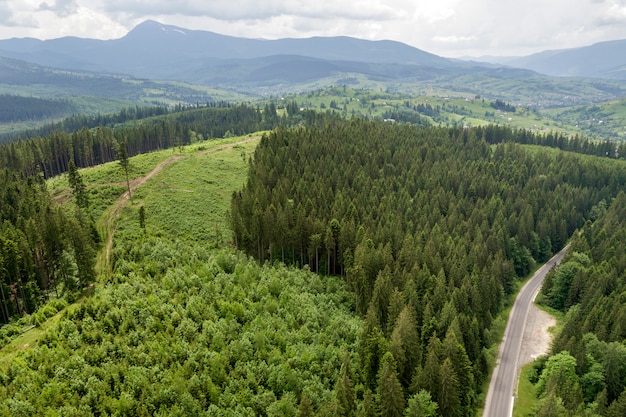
0;20;455;83
482;39;626;79
0;56;145;98
2;20;626;106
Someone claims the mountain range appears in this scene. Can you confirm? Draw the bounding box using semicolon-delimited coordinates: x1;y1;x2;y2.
0;20;460;84
477;39;626;80
0;20;625;97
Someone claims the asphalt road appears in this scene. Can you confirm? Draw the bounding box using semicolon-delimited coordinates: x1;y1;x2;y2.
482;245;569;417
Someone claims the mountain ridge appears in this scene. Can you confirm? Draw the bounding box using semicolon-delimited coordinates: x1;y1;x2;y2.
472;39;626;79
0;20;453;74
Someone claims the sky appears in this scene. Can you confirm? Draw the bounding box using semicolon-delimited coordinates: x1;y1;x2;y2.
0;0;625;57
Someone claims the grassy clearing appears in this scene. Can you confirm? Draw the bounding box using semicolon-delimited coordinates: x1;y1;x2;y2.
0;135;261;362
118;137;259;244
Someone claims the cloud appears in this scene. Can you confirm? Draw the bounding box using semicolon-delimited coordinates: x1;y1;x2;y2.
39;0;79;18
0;0;625;57
433;35;477;44
102;0;401;22
0;0;39;28
595;1;626;25
0;0;16;26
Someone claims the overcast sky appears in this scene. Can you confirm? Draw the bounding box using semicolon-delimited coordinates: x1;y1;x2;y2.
0;0;625;57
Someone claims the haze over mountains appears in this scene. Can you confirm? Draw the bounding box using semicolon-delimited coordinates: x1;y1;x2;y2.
0;20;625;96
477;39;626;80
0;20;459;85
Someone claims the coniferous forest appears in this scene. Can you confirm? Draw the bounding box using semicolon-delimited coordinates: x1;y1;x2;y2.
2;102;626;415
230;119;626;415
0;168;98;324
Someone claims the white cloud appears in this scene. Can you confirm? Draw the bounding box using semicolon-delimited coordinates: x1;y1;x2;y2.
39;0;79;17
433;35;477;44
102;0;402;22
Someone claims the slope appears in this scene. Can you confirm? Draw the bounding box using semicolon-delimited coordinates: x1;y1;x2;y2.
0;134;363;415
505;39;626;79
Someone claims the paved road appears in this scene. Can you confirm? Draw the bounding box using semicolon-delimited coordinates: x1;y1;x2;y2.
482;245;569;417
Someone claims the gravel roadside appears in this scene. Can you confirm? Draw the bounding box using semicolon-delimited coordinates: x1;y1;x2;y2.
518;301;556;368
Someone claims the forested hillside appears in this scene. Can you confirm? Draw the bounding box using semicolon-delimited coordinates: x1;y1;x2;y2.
0;102;334;330
0;168;98;326
0;95;75;124
4;101;626;415
0;136;363;415
533;192;626;416
231;120;626;415
0;101;321;178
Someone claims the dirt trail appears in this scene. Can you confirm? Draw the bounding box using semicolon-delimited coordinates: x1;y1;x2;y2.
102;136;259;273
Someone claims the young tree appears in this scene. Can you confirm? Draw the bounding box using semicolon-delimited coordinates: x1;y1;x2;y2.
67;160;89;209
297;395;315;417
377;352;405;417
117;140;132;203
357;389;377;417
405;390;438;417
335;352;356;416
139;206;146;233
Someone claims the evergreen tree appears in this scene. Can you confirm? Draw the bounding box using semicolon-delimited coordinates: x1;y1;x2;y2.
139;206;146;232
377;352;405;417
297;395;315;417
117;140;132;203
405;390;438;417
67;160;89;209
357;389;377;417
335;352;356;416
438;358;461;417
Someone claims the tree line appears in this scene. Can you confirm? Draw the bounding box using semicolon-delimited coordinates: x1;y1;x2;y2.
0;101;319;179
0;100;621;182
0;95;76;124
0;168;98;325
230;119;626;415
0;102;239;143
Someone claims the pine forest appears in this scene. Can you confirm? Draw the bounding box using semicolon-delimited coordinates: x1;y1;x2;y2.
1;103;626;416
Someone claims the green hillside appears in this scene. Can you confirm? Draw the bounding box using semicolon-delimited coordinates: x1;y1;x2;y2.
545;98;626;141
0;136;362;415
285;86;583;136
3;105;626;415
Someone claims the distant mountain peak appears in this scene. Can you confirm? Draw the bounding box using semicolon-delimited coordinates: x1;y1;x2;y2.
127;20;188;38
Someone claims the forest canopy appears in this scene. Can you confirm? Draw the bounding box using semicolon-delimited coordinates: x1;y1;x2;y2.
3;101;626;415
230;119;626;415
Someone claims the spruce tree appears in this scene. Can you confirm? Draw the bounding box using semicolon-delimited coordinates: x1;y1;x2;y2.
117;140;132;203
377;352;405;417
67;160;89;209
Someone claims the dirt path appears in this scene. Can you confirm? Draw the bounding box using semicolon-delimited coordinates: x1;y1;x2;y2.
101;136;259;273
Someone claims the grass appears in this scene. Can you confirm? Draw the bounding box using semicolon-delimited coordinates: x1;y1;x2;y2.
120;137;259;244
0;134;261;364
288;87;586;136
514;362;539;417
